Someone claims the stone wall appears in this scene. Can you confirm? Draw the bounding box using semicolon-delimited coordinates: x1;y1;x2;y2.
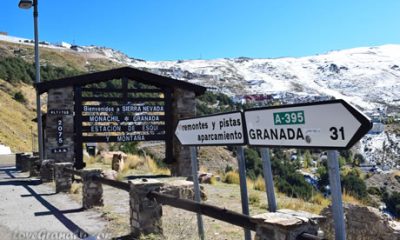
320;204;400;240
129;179;163;238
82;169;103;209
54;162;73;193
252;209;324;240
45;87;75;162
171;88;196;176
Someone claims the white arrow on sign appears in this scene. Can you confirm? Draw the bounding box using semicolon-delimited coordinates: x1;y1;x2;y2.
244;100;372;149
175;111;246;146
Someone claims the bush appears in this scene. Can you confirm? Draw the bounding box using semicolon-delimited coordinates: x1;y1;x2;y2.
224;171;240;184
249;193;260;206
353;153;365;165
13;91;26;103
253;176;266;191
225;164;233;173
341;173;367;199
0;56;80;84
271;152;313;200
367;187;382;196
120;142;139;154
244;148;263;180
383;191;400;217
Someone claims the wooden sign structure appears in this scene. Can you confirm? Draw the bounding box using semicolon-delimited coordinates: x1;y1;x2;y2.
37;67;206;172
73;78;172;170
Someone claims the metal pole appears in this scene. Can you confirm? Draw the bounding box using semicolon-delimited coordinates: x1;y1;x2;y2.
327;150;346;240
259;147;277;212
33;0;44;160
190;147;205;240
236;146;251;240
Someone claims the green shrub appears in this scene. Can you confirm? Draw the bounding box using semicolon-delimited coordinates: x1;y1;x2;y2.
341;173;367;199
367;187;382;196
244;148;263;180
383;191;400;217
225;164;233;173
13;91;26;103
0;56;80;84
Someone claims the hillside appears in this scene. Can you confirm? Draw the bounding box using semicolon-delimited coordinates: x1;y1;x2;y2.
0;40;124;152
0;79;36;152
0;37;399;158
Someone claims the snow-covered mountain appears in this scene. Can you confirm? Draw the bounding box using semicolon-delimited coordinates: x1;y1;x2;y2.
1;34;399;110
127;45;400;110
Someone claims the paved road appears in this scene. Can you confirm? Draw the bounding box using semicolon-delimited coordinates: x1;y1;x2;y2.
0;154;15;168
0;165;110;240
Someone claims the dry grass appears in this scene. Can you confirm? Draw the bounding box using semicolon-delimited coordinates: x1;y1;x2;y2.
209;176;217;185
253;176;266;191
0;80;37;152
277;192;330;214
310;193;330;206
223;171;240;184
84;152;170;176
146;157;171;175
342;191;364;205
124;155;143;170
69;182;82;194
249;192;261;206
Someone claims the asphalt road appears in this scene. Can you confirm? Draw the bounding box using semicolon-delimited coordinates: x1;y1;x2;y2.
0;162;109;240
0;154;15;168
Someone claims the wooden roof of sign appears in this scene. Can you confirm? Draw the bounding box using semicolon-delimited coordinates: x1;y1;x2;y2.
36;66;207;95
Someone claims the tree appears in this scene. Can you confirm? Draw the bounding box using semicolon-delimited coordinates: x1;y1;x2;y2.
353;153;365;166
244;148;262;180
341;173;367;199
383;191;400;217
303;150;313;168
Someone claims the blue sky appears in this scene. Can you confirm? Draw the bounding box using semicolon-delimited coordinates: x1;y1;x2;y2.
1;0;400;61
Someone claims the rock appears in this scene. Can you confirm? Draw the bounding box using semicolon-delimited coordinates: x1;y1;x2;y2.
186;172;214;184
161;180;207;201
320;204;400;240
102;170;118;180
111;154;125;172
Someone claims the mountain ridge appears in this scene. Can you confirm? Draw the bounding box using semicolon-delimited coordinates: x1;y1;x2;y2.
1;34;399;111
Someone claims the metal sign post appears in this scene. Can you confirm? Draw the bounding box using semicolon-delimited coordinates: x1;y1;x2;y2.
236;146;252;240
327;150;346;240
259;147;277;212
175;111;249;240
190;146;205;240
244;100;372;240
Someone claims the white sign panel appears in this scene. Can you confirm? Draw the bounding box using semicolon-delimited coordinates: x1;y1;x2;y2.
244;100;371;149
175;112;245;146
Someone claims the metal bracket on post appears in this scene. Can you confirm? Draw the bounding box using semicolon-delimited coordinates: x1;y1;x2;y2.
190;146;205;240
327;150;346;240
259;147;277;212
236;146;252;240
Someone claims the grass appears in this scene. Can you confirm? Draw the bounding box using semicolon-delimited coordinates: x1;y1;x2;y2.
85;153;171;176
277;192;329;214
249;192;261;206
0;80;37;152
342;191;364;205
69;182;82;194
254;176;266;191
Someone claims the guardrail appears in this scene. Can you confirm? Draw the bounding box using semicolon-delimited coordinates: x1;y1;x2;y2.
58;165;324;240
